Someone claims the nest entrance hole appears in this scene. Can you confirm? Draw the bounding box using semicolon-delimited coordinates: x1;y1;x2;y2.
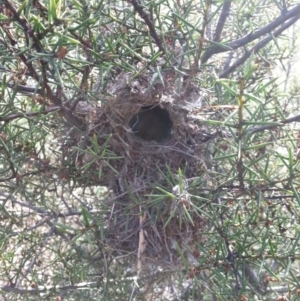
129;105;173;142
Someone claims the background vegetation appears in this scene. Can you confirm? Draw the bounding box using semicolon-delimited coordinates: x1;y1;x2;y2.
1;0;300;300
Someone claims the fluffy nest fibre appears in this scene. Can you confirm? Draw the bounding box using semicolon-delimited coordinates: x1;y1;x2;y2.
72;72;212;267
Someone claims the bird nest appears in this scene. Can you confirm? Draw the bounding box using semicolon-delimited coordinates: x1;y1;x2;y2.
70;72;213;268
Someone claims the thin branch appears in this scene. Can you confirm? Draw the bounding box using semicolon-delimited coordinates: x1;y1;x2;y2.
3;0;45;53
0;281;99;295
0;167;55;182
0;269;175;295
213;1;232;42
202;4;300;63
229;5;300;49
0;106;60;122
15;224;55;287
0;81;45;96
2;1;40;79
6;217;53;238
220;15;299;78
2;0;86;130
130;0;164;54
247;111;300;135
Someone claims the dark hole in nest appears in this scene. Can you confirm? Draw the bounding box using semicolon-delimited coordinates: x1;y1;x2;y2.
129;105;173;142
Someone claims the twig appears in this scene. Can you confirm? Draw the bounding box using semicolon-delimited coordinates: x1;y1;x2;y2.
0;106;60;122
0;80;45;96
2;0;86;130
15;224;55;287
220;15;300;78
247;112;300;135
201;4;300;63
129;0;164;54
213;1;232;42
1;281;98;295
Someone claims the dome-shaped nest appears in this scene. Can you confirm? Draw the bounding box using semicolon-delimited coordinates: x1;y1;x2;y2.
70;71;214;268
103;73;212;180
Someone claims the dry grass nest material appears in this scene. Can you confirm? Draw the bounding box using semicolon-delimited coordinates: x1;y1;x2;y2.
73;72;213;266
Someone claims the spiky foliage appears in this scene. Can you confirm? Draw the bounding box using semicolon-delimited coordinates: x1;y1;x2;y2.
1;0;300;300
